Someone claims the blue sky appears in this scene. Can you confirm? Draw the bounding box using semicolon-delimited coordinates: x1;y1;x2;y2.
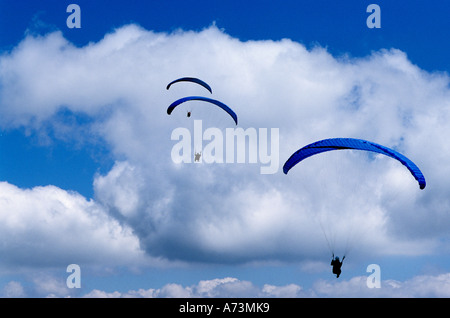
0;0;449;297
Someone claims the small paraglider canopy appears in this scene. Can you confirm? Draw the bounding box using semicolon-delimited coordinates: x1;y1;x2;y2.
166;77;212;94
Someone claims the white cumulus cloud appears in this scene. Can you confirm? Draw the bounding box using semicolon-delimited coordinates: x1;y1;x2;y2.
0;24;449;270
0;181;147;269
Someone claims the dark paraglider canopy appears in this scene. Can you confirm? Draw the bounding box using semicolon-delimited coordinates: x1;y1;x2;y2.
167;96;238;125
283;137;426;190
166;77;212;94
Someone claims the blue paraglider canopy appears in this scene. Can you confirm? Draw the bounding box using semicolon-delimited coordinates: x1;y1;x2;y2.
166;77;212;94
283;138;426;190
167;96;238;125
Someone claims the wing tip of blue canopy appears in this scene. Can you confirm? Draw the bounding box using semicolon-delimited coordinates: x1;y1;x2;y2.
419;180;426;190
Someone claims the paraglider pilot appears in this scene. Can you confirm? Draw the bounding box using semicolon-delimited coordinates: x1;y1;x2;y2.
331;254;345;278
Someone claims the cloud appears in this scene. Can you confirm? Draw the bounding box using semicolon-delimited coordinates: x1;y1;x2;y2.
0;24;449;270
83;277;269;298
0;181;148;270
5;271;450;297
79;273;450;298
2;281;26;298
312;273;450;298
